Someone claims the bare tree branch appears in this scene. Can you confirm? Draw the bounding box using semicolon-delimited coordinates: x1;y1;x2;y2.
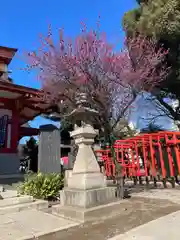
23;24;169;138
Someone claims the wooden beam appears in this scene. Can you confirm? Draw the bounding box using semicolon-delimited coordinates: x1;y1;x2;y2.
0;81;44;96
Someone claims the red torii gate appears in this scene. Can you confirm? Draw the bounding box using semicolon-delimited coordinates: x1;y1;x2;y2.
96;131;180;179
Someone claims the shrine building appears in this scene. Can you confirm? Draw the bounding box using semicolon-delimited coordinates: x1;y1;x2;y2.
0;46;48;176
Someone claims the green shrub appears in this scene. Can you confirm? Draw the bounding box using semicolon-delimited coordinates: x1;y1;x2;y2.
18;172;64;200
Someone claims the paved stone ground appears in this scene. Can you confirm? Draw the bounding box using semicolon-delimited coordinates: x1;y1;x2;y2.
131;188;180;204
34;196;180;240
108;210;180;240
1;189;180;240
0;209;79;240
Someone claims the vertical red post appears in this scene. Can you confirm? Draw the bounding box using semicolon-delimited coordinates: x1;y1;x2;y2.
134;143;141;176
142;137;148;176
121;145;125;176
131;146;136;177
149;135;156;177
157;135;166;178
172;134;180;175
165;134;175;177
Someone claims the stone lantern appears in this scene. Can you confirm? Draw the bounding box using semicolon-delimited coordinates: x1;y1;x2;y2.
64;93;105;189
57;93;116;222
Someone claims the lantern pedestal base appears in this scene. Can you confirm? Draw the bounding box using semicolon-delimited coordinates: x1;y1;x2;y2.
57;186;116;222
58;123;117;222
60;186;116;208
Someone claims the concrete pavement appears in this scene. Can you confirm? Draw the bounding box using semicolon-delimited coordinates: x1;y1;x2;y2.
131;188;180;204
1;189;180;239
0;209;79;240
108;189;180;240
108;204;180;240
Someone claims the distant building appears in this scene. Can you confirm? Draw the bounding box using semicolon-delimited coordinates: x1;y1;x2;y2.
0;45;48;175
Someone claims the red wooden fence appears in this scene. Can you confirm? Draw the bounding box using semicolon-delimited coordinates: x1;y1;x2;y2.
95;131;180;179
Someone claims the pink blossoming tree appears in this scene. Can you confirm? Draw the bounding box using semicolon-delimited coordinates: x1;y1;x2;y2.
24;24;169;198
25;25;168;139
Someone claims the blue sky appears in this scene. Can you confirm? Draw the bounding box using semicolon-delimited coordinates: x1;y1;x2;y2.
1;0;136;89
0;0;176;141
0;0;136;136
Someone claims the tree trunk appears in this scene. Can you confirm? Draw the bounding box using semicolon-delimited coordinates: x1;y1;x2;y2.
116;170;124;199
104;128;125;199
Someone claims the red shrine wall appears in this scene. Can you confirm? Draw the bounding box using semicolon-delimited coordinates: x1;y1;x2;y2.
0;99;19;154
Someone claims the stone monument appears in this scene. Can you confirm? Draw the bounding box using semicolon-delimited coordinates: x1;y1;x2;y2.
38;124;61;173
56;93;116;222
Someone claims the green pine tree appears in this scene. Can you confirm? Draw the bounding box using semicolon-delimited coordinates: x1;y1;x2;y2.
123;0;180;123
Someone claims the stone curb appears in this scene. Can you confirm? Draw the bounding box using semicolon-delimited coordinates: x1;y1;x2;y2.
16;222;80;240
0;200;48;215
0;195;33;208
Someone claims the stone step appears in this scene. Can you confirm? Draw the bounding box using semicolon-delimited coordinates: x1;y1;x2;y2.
51;205;84;222
51;199;129;223
0;190;18;199
0;195;33;207
0;199;49;215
